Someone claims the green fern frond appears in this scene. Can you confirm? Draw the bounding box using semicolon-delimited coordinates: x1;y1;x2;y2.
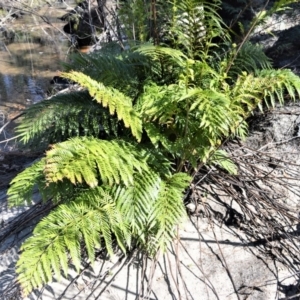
63;51;134;83
44;137;151;187
138;83;195;156
11;1;300;296
138;81;241;163
169;0;226;58
7;159;44;206
137;146;173;177
13;152;178;295
134;44;187;67
231;69;300;112
209;149;238;175
258;69;300;106
15;91;121;148
115;171;161;243
138;83;184;123
190;88;233;138
228;42;272;77
63;50;151;98
7;157;77;206
232;119;249;140
16;186;128;296
143;122;177;153
150;173;191;252
61;71;142;141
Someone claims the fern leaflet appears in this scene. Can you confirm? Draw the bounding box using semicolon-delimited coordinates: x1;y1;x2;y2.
61;71;142;141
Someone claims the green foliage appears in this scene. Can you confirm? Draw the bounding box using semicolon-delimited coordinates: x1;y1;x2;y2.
44;138;151;187
16;186;129;295
15;91;121;149
115;171;162;244
169;0;226;58
10;145;189;292
226;42;272;76
8;0;300;295
7;159;76;206
118;0;151;42
210;150;238;175
62;50;146;98
61;72;142;141
151;173;190;251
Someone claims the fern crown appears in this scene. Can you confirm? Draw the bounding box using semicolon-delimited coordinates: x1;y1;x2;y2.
7;0;300;295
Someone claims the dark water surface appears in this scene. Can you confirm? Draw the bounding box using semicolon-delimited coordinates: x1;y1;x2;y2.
0;3;73;127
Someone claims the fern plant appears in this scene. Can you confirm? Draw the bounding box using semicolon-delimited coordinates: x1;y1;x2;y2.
7;0;300;296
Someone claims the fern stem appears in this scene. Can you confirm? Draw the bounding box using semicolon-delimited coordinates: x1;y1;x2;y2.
225;0;270;74
177;66;191;173
151;0;158;45
94;253;133;300
227;1;251;34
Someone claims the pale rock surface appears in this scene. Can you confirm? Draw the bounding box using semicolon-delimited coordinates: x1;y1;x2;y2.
0;190;285;299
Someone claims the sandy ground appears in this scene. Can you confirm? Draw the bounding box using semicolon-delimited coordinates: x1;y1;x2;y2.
0;186;286;300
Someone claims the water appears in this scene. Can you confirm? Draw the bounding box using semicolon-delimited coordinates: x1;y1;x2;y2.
0;3;72;133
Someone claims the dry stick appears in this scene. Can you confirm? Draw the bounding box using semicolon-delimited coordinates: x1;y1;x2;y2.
2;3;71;41
273;260;281;300
84;253;112;300
174;233;180;296
237;149;300;168
174;227;189;300
210;224;241;300
0;113;24;135
139;251;147;299
0;202;56;297
281;52;300;70
209;153;300;272
94;253;135;300
189;216;222;299
178;237;220;300
36;286;46;300
102;2;126;48
225;0;270;74
284;292;300;300
144;250;160;300
225;169;296;222
194;169;213;187
74;261;110;299
231;154;300;189
257;136;300;152
0;7;15;26
0;200;55;245
166;251;182;300
57;257;101;300
88;254;127;300
0;279;21;298
192;216;242;300
269;111;300;116
232;164;284;183
226;0;252;32
278;271;300;286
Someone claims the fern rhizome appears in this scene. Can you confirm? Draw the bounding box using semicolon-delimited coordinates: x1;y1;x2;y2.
7;0;300;295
